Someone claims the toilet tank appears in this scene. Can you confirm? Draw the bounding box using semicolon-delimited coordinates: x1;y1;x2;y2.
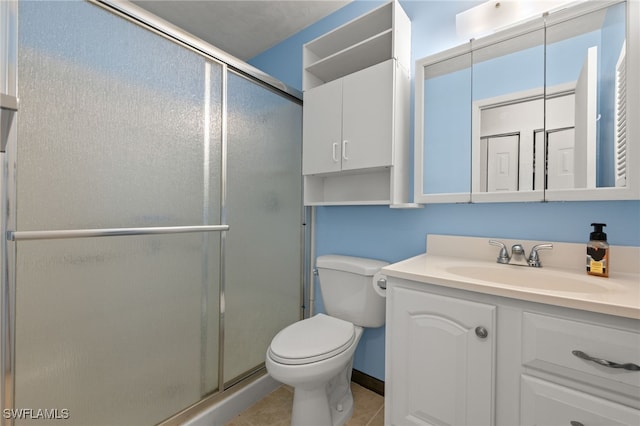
316;255;389;328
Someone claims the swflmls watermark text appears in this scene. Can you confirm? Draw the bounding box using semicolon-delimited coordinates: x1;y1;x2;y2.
3;408;70;420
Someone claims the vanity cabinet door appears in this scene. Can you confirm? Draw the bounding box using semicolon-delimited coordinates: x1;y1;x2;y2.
386;285;496;426
521;375;640;425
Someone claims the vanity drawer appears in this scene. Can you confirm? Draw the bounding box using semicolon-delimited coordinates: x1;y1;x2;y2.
521;375;640;425
522;312;640;394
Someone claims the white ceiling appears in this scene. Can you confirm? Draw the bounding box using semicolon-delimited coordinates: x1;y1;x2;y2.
131;0;351;61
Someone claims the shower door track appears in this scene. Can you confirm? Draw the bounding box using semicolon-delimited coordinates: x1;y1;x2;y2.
7;225;230;241
92;0;302;102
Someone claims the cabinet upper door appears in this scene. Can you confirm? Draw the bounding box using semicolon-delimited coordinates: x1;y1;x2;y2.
387;286;496;426
341;59;394;171
302;78;343;175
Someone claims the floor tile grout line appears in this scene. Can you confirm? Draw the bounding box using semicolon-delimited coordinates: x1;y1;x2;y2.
365;403;384;426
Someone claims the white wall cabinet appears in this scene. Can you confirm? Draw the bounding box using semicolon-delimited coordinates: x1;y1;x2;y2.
385;278;640;426
302;0;411;206
386;286;496;425
303;60;394;175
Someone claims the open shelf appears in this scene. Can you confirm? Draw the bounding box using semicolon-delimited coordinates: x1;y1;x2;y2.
305;2;392;60
304;169;392;206
303;1;410;91
305;30;393;84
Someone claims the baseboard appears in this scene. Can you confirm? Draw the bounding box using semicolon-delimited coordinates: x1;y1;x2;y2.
351;369;384;396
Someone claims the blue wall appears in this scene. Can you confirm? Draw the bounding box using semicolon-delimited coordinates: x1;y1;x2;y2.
249;0;640;381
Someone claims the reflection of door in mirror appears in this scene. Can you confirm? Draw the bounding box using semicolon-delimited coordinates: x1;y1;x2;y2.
484;134;520;191
476;95;543;193
547;128;575;189
545;2;626;190
547;45;598;190
614;41;627;188
546;84;581;190
471;27;545;200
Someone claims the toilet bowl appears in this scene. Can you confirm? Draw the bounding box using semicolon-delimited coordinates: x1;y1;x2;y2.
265;255;388;426
266;314;363;425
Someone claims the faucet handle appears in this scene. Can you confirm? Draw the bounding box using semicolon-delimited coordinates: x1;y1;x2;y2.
489;240;510;264
528;243;553;267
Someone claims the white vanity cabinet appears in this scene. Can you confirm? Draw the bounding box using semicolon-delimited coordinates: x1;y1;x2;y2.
386;283;496;425
302;0;411;206
521;375;640;425
385;278;640;426
520;312;640;425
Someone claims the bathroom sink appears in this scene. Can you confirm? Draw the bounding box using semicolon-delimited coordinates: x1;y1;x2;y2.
445;265;610;293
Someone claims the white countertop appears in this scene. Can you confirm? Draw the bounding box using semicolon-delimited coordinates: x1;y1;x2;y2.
381;235;640;320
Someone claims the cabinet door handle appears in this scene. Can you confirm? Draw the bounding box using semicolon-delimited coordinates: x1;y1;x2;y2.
332;142;339;162
342;140;349;160
475;326;488;339
571;350;640;371
570;422;584;426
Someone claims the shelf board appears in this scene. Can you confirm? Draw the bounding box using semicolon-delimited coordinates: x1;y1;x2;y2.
304;200;392;206
305;30;393;85
390;203;424;209
304;2;392;60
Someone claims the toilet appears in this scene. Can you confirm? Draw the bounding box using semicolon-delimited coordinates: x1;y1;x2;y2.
265;254;389;426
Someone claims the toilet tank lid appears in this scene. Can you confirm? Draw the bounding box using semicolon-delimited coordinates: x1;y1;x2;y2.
316;255;389;276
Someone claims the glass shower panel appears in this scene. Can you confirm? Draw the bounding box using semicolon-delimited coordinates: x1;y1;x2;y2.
15;0;223;423
14;234;220;425
224;72;302;384
17;0;221;230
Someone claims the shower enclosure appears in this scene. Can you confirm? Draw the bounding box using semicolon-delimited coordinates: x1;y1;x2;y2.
1;1;304;424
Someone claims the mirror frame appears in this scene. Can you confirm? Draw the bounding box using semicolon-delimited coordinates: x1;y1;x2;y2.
415;43;473;203
414;0;639;204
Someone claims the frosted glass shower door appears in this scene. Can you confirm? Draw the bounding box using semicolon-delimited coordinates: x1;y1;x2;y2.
224;72;303;384
14;1;222;424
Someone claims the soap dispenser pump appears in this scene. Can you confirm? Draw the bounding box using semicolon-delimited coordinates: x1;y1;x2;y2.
587;223;609;277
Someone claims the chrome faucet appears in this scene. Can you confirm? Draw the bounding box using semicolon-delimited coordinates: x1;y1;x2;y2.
489;240;553;267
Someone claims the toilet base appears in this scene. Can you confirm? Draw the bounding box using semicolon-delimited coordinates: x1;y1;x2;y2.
290;359;354;426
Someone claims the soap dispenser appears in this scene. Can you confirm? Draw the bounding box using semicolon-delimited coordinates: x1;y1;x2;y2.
587;223;609;277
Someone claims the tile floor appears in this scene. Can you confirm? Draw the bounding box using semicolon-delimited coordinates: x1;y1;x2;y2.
225;382;384;426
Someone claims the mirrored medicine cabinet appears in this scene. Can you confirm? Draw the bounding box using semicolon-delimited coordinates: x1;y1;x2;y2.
415;0;638;203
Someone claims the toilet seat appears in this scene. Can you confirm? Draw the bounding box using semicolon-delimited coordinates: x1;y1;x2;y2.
268;314;355;365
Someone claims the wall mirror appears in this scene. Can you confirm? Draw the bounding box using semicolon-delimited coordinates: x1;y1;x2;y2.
544;1;627;200
415;0;638;204
470;24;545;202
416;46;472;203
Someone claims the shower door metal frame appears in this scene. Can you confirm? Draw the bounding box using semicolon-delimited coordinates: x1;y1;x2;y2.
1;0;18;423
0;1;307;425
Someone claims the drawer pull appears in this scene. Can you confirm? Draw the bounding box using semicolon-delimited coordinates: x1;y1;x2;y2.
570;422;584;426
571;350;640;371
